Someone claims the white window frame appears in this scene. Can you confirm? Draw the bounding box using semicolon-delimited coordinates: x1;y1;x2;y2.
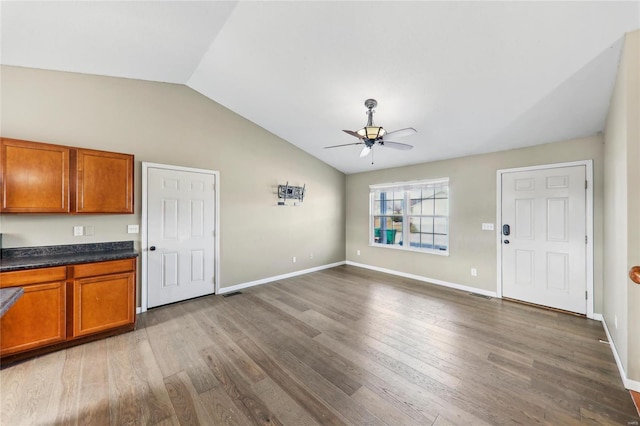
369;177;450;256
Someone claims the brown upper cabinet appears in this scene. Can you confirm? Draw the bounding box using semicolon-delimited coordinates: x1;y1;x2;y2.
1;138;70;213
72;148;134;214
0;138;134;214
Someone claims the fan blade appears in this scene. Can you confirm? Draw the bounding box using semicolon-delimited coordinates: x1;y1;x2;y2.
324;142;364;149
343;129;364;139
383;127;417;139
380;141;413;150
360;146;371;157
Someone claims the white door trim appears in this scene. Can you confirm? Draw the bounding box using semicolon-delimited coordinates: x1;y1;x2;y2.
496;160;594;318
141;162;220;313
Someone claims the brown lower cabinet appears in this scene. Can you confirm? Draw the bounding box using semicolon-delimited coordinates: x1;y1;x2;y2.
0;258;136;364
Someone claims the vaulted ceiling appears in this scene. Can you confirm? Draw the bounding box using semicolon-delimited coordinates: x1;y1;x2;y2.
2;1;639;173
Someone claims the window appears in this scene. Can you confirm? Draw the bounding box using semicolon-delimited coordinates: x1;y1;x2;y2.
370;178;449;255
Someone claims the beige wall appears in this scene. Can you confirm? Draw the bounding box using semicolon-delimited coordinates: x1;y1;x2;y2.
0;66;346;295
346;135;605;311
603;29;640;382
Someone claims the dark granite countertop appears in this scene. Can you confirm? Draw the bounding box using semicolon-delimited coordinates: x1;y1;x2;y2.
0;241;138;272
0;287;24;316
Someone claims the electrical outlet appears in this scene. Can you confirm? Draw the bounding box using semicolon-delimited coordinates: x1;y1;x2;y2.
482;223;494;231
292;256;296;263
84;226;95;236
471;268;477;276
309;253;313;260
127;224;139;234
73;226;83;237
357;250;361;256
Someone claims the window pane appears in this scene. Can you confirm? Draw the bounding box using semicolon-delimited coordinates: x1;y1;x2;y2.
422;199;434;215
435;199;448;216
409;230;421;248
409;217;419;231
393;200;403;215
409;198;421;215
394;191;405;201
434;217;448;235
409;189;421;200
434;234;448;250
373;201;382;215
422;233;434;249
423;187;435;199
421;216;434;233
435;186;448;198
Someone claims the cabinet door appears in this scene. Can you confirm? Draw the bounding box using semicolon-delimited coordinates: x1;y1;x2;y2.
0;282;66;355
73;148;134;213
72;272;135;337
0;138;70;213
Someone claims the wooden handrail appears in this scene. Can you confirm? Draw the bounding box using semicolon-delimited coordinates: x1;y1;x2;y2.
630;266;640;284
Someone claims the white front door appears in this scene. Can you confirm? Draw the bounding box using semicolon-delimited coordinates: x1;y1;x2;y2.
146;166;216;308
501;165;586;314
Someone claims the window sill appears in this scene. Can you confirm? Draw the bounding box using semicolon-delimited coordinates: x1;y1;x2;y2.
369;243;450;256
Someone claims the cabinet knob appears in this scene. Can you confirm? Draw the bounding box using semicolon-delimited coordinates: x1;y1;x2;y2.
149;246;156;251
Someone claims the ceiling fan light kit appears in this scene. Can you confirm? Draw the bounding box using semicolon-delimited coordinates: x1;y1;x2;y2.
324;98;417;164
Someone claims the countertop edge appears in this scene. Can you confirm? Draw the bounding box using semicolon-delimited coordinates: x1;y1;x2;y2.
0;251;139;273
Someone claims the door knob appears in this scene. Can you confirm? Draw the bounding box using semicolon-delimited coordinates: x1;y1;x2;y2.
149;246;156;251
630;266;640;284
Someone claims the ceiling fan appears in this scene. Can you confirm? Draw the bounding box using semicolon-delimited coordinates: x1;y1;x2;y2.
325;99;416;160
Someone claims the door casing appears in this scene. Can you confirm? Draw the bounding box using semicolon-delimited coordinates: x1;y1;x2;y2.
496;160;594;318
141;162;220;313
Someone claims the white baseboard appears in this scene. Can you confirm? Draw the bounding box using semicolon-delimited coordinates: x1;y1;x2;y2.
345;261;498;298
136;307;142;314
601;317;640;392
217;261;347;295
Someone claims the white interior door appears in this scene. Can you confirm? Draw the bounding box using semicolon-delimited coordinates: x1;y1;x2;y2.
501;165;586;314
146;166;216;308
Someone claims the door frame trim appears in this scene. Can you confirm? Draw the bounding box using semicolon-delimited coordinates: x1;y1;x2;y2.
140;162;220;313
496;160;594;318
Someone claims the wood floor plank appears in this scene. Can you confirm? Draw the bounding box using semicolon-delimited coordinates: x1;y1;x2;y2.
48;345;84;425
164;371;214;425
78;339;111;425
0;357;32;423
129;332;176;425
199;344;283;425
106;332;144;425
198;385;255;426
251;377;320;426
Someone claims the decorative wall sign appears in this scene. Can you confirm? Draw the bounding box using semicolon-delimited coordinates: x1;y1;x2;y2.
278;182;305;206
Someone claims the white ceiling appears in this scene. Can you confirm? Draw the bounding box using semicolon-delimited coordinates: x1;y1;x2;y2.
2;1;639;174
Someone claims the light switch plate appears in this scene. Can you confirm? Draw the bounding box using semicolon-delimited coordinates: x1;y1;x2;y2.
482;223;494;231
73;226;83;236
127;224;139;234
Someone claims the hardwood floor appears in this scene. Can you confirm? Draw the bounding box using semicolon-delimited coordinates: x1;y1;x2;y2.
1;265;638;425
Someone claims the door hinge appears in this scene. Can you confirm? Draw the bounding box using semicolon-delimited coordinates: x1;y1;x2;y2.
585;235;588;244
585;290;588;300
585;180;588;189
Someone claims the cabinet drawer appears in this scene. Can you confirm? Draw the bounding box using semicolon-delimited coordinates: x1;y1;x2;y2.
71;258;135;278
0;266;67;288
0;281;66;355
